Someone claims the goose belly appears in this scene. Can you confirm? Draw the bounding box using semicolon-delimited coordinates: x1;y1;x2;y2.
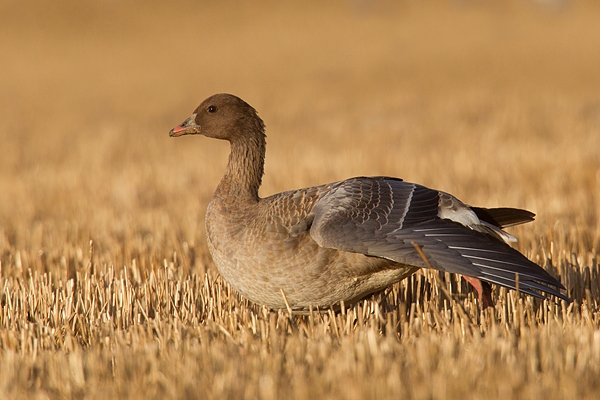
205;216;417;310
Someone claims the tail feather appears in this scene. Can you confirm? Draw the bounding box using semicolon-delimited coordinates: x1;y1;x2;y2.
472;207;535;228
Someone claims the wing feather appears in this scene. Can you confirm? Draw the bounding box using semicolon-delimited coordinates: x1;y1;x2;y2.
310;176;568;301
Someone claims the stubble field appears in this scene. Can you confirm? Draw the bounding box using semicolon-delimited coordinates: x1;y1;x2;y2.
1;1;600;398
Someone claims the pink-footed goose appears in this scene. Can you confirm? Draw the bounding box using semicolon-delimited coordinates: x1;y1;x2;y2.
169;93;568;311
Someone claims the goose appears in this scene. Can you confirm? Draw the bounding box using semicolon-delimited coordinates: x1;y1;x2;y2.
169;93;568;311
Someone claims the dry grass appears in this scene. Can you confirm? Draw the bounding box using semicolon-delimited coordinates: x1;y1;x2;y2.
1;0;600;398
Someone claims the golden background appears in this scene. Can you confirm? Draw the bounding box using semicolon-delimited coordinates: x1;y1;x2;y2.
0;1;599;398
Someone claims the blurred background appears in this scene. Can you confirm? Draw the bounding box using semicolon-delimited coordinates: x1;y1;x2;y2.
2;3;599;397
1;0;599;261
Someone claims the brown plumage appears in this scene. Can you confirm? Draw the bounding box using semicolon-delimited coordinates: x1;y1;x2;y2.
169;93;569;311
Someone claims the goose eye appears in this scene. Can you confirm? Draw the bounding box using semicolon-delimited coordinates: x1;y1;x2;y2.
207;105;217;113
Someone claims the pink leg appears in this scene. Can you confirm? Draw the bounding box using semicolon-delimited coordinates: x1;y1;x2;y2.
462;276;493;308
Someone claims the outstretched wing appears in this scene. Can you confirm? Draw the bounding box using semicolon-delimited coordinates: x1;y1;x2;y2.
309;176;568;301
